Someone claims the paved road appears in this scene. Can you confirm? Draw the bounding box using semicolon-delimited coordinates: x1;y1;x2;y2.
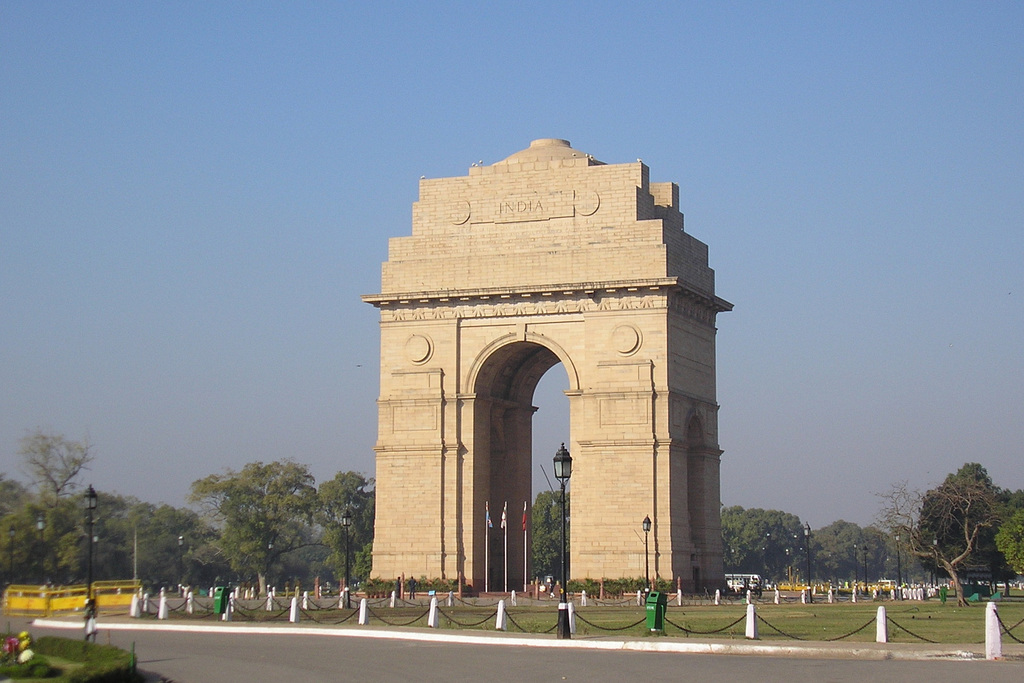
21;619;1024;683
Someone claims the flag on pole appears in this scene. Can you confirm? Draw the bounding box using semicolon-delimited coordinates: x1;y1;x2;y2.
522;501;528;531
500;501;507;529
486;501;492;528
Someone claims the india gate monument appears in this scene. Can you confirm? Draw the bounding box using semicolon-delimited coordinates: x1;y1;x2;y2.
363;139;732;592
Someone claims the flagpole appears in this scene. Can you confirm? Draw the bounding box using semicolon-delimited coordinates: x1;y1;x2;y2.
502;501;508;594
523;501;528;593
485;501;490;593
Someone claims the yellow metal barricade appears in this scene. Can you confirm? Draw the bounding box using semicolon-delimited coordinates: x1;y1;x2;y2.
3;580;141;617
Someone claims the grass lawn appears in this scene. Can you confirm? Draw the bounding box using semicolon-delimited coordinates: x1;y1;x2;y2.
152;597;1024;645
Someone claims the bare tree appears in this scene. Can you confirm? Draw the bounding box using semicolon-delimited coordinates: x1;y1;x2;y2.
877;468;1001;606
18;429;94;506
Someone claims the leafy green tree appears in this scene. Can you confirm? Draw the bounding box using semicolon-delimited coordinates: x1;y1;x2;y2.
721;506;805;582
0;475;30;517
879;464;1003;606
531;490;568;582
189;460;318;595
995;509;1024;576
316;471;375;584
17;430;93;506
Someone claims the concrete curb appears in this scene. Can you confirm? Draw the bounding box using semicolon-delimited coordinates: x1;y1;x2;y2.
32;618;997;661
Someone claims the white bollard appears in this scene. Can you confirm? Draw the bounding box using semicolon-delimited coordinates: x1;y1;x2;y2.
800;588;807;604
745;602;758;639
512;590;518;606
677;590;682;607
746;589;752;605
428;596;439;628
222;597;233;622
986;601;1002;660
447;590;454;607
142;592;150;614
637;590;644;606
266;594;273;611
358;597;369;625
496;599;507;631
579;590;585;607
158;594;168;619
568;601;577;635
827;588;834;604
714;589;720;606
390;590;397;608
302;591;309;610
774;588;780;605
289;596;299;623
852;587;857;603
160;587;166;600
875;606;888;643
85;610;97;641
130;593;140;618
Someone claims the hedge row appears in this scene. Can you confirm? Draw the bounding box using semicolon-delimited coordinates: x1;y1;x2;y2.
28;636;141;683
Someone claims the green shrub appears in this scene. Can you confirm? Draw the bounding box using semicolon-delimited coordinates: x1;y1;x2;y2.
0;654;57;679
31;636;142;683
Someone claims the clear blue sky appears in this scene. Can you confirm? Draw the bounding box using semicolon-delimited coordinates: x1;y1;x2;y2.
2;2;1021;528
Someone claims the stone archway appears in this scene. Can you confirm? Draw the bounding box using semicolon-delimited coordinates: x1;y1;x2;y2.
364;139;731;592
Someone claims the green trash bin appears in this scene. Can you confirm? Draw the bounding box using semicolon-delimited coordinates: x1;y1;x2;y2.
213;586;229;615
645;590;667;631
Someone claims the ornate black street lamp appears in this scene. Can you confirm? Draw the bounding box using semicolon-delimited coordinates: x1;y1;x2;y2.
553;443;572;640
341;506;353;609
178;535;185;589
894;532;903;599
804;523;812;603
853;543;858;594
7;525;14;584
862;546;868;589
84;485;98;641
642;515;652;591
37;513;46;583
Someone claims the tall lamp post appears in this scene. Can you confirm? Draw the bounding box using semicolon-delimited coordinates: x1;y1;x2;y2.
862;546;868;590
84;485;98;641
853;543;858;595
177;535;184;591
932;538;938;586
894;532;903;599
804;523;813;603
341;507;353;609
642;515;652;591
36;513;46;584
7;525;14;584
553;443;572;640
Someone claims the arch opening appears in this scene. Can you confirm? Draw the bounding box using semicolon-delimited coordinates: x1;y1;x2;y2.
472;341;569;592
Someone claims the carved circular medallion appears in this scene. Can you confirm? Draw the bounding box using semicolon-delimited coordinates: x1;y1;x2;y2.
405;334;433;364
612;324;642;356
574;190;600;216
448;200;471;225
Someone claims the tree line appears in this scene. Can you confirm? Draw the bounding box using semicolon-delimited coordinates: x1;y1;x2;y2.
3;430;1022;598
2;430;373;592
